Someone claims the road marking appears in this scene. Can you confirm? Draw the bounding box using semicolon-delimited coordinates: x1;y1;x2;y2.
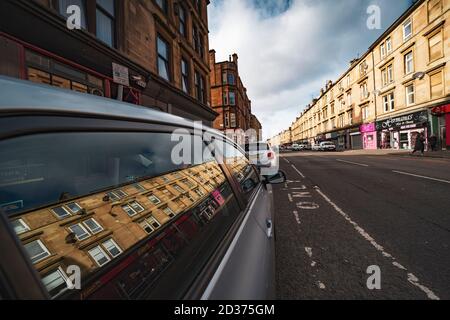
315;187;440;300
311;261;317;267
392;170;450;184
297;202;320;210
288;194;293;202
293;210;301;224
284;158;291;164
291;164;306;178
336;159;369;167
317;281;326;289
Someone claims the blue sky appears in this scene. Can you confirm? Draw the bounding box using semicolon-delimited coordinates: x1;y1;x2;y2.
209;0;414;139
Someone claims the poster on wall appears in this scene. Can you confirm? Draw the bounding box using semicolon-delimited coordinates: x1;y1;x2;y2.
376;111;428;131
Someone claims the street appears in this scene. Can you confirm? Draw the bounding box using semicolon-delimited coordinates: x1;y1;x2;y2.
274;152;450;300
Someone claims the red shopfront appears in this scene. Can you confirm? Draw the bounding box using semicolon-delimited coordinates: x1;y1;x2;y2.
432;104;450;149
0;32;142;105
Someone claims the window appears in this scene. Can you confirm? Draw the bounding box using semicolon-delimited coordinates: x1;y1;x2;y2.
223;92;228;105
133;183;145;192
194;71;205;103
222;72;227;84
194;188;205;197
96;0;116;47
24;240;51;264
181;179;194;188
181;58;189;94
163;207;176;218
224;112;230;128
84;218;103;234
383;92;395;112
69;223;90;241
347;111;353;126
382;64;394;86
406;84;415;106
430;70;444;99
102;239;122;258
429;30;443;62
404;51;414;74
155;0;168;13
58;0;87;29
347;92;352;106
360;82;368;100
380;43;386;58
227;73;235;85
148;194;161;205
229;91;236;105
122;201;145;217
195;0;202;15
346;74;351;87
157;35;170;81
386;37;392;54
361;105;369;120
192;24;199;52
52;206;71;219
179;5;187;37
172;184;185;193
140;215;161;234
403;19;412;41
41;268;73;298
66;202;82;214
428;0;442;22
88;246;110;266
12;219;30;235
230;113;237;128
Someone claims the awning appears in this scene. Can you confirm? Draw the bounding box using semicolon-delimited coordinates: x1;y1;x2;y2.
431;104;450;115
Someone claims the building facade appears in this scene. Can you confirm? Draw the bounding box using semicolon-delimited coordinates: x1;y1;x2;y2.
0;0;217;124
250;114;263;141
273;0;450;151
209;50;253;143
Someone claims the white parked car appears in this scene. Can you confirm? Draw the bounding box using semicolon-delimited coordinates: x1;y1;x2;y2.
291;144;302;151
311;144;321;151
319;141;337;151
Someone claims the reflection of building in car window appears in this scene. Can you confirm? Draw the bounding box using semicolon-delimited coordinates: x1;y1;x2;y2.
6;159;233;299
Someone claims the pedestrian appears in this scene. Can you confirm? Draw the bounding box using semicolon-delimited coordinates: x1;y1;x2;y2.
411;133;425;156
429;134;437;151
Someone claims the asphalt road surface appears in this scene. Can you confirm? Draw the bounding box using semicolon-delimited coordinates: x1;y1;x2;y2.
273;152;450;300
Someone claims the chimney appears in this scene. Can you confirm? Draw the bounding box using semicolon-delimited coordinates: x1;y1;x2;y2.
209;49;216;67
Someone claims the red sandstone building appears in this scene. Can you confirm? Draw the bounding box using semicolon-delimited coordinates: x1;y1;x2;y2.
209;50;261;143
0;0;216;125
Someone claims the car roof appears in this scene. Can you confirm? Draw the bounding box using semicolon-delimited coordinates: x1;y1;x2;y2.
0;76;218;132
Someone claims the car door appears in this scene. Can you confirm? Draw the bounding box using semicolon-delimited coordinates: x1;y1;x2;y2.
201;139;275;300
0;114;253;300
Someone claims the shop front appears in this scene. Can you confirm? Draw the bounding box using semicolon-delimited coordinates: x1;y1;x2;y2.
360;122;377;150
349;127;363;150
431;104;450;150
376;110;429;150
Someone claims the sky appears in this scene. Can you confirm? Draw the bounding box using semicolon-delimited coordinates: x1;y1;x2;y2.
208;0;414;140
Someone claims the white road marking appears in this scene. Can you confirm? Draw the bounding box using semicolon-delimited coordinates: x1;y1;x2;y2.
291;164;306;178
392;170;450;184
293;211;301;224
284;158;291;164
318;281;326;289
315;188;440;300
288;194;293;202
297;202;320;210
336;159;369;167
311;261;317;267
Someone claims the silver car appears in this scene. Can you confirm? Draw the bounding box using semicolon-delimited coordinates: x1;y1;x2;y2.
0;76;285;300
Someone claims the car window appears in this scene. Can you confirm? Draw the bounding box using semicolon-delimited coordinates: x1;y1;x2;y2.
244;143;269;152
0;131;241;299
222;142;260;203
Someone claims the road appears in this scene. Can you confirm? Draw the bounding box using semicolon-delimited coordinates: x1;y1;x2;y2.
273;151;450;300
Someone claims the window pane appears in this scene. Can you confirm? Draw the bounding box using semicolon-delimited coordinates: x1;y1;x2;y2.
42;269;68;298
69;224;90;240
24;240;49;264
89;246;110;266
157;37;168;59
96;9;114;47
53;207;71;218
12;219;29;234
103;239;121;257
97;0;115;16
84;219;102;234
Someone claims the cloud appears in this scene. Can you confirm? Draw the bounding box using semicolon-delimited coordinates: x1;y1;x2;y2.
209;0;413;139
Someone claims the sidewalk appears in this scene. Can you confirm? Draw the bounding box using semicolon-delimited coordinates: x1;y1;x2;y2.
396;150;450;159
321;148;450;159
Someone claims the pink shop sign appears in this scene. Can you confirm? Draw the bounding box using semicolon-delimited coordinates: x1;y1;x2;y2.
360;123;376;133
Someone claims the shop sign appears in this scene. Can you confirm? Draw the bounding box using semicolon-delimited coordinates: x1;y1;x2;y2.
376;111;428;131
360;122;376;133
112;63;130;86
431;104;450;115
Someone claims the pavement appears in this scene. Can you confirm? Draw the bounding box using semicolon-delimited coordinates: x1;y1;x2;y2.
273;151;450;300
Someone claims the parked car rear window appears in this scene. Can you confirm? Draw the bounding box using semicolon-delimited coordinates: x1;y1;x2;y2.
244;143;270;152
0;131;241;299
